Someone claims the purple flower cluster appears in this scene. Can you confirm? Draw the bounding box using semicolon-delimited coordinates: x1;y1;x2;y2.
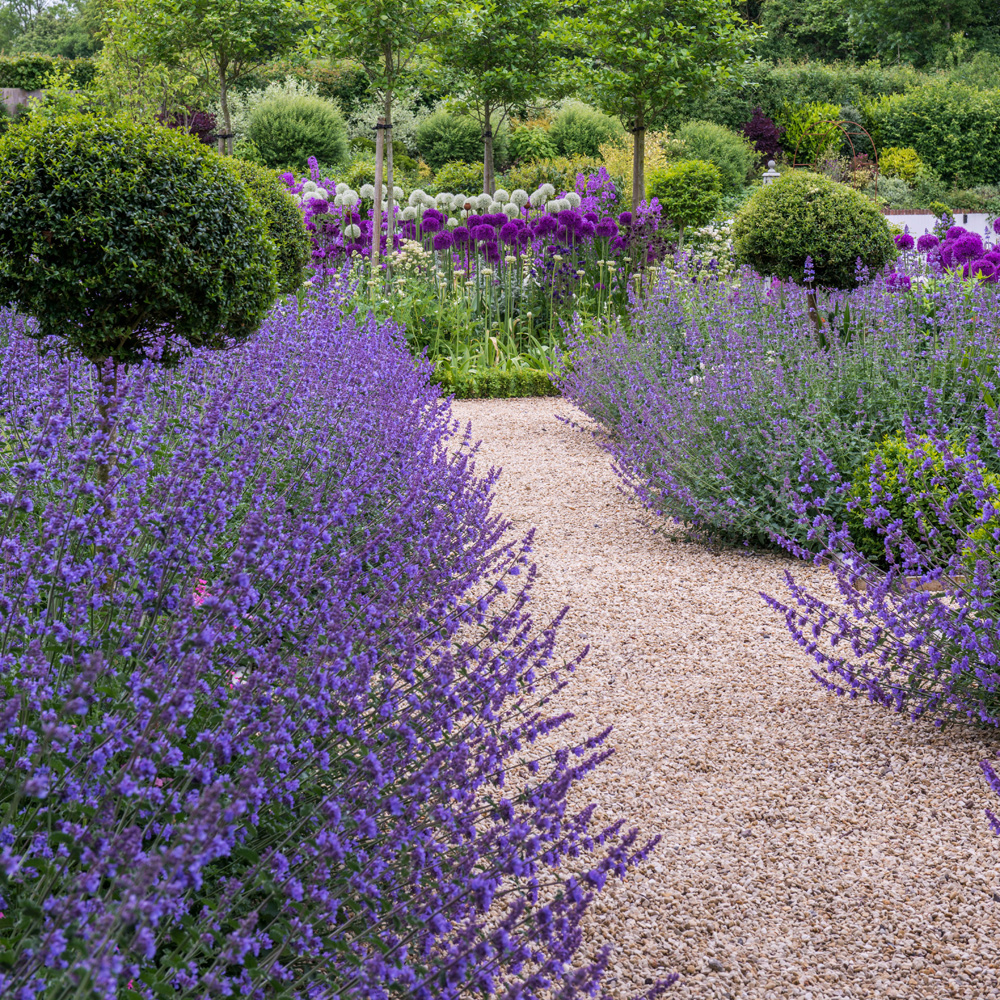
0;291;667;998
910;222;1000;283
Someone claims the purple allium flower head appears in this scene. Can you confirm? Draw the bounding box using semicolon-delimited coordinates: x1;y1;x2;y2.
484;241;501;263
916;233;939;252
946;225;968;240
894;233;915;250
985;250;1000;267
952;232;984;264
618;211;632;227
432;230;454;251
517;230;531;247
534;216;559;237
421;215;442;233
994;217;1000;235
471;224;495;243
885;269;912;290
584;211;599;224
499;222;519;245
579;221;596;238
307;199;329;216
466;214;484;228
965;258;997;281
452;225;470;245
594;219;618;239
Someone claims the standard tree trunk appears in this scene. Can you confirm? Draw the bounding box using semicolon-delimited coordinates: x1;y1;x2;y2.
372;116;385;294
631;117;646;213
384;88;395;264
806;290;825;343
483;104;494;196
218;65;230;156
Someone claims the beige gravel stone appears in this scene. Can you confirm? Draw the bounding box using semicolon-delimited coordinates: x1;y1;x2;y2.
452;396;1000;1000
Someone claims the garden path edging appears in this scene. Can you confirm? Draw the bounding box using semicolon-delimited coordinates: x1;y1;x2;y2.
452;396;1000;1000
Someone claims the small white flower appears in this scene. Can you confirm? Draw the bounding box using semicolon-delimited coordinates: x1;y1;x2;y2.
460;209;469;219
303;180;318;193
343;191;360;207
539;183;555;199
488;201;503;213
450;194;468;211
315;188;329;200
333;193;346;206
505;255;516;263
529;190;545;208
510;189;530;207
408;189;427;206
393;186;404;200
447;217;459;228
435;191;453;206
546;200;560;213
475;193;493;211
401;206;418;221
556;198;571;211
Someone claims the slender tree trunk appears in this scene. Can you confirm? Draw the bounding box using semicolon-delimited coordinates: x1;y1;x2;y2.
372;115;385;296
483;103;494;196
806;289;825;344
218;64;230;156
384;86;395;266
631;115;646;213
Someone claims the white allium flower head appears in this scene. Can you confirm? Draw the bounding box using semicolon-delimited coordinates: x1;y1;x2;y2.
503;203;519;217
401;206;418;221
435;192;452;206
565;192;581;208
360;184;375;199
460;209;469;218
344;191;360;207
447;217;459;228
557;198;571;211
493;188;510;203
345;224;361;238
393;186;404;200
333;193;346;206
315;188;329;200
529;189;545;207
510;189;530;207
546;200;560;213
475;193;492;211
335;182;348;194
408;189;426;207
450;194;468;210
303;180;318;192
421;193;436;207
488;201;503;213
540;183;556;199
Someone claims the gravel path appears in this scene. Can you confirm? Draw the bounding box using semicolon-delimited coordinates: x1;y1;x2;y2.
451;397;1000;1000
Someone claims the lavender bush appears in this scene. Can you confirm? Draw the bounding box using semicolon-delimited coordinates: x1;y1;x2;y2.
0;289;667;999
559;267;1000;549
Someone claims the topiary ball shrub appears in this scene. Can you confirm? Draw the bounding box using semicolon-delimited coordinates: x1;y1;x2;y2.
548;102;622;159
248;94;349;173
675;120;755;195
731;170;896;291
0;112;277;367
646;159;723;248
226;157;311;296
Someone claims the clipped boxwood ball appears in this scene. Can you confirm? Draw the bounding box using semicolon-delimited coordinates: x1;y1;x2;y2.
227;157;311;295
0;112;277;366
732;170;896;289
248;94;349;173
647;159;723;234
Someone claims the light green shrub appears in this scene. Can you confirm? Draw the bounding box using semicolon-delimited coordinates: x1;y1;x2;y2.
879;145;924;183
778;100;842;164
433;160;485;194
415;110;508;171
646;159;723;247
508;124;557;163
675;120;755;194
500;156;601;195
549;102;623;159
248;94;349;172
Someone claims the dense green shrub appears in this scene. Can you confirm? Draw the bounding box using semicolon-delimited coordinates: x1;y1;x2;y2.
227;158;311;295
879;145;924;183
868;174;913;206
675;120;754;194
508;124;557;162
549;102;622;158
778;99;842;164
0;53;96;90
947;185;1000;213
731;170;896;289
866;84;1000;185
0;112;276;367
435;365;558;399
837;103;876;159
248;94;349;173
500;155;601;195
433;160;485;194
646;160;722;246
415;109;507;171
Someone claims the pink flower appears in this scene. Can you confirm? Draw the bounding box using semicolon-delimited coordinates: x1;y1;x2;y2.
193;579;210;606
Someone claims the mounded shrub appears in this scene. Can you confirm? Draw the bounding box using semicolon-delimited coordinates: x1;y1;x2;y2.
866;84;1000;186
731;170;896;290
415;109;507;171
549;102;623;159
0;112;276;367
434;159;485;195
675;120;755;194
226;157;311;295
777;100;842;164
248;94;349;173
508;123;558;163
879;145;924;183
646;159;723;245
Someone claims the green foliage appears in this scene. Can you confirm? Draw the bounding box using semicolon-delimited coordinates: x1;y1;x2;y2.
879;145;924;183
500;155;601;194
675;119;754;193
249;94;349;172
0;52;96;90
778;99;842;163
433;159;485;194
948;185;1000;213
731;169;897;289
646;159;723;236
508;123;558;162
0;112;277;367
415;108;508;170
758;0;854;62
846;432;984;567
866;84;1000;185
226;158;311;295
549;102;623;158
434;365;558;399
868;174;913;206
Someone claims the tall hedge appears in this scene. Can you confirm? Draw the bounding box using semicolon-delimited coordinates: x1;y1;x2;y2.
0;54;96;90
866;84;1000;186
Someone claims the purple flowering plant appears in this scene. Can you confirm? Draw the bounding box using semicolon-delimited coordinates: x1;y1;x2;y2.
0;289;668;998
